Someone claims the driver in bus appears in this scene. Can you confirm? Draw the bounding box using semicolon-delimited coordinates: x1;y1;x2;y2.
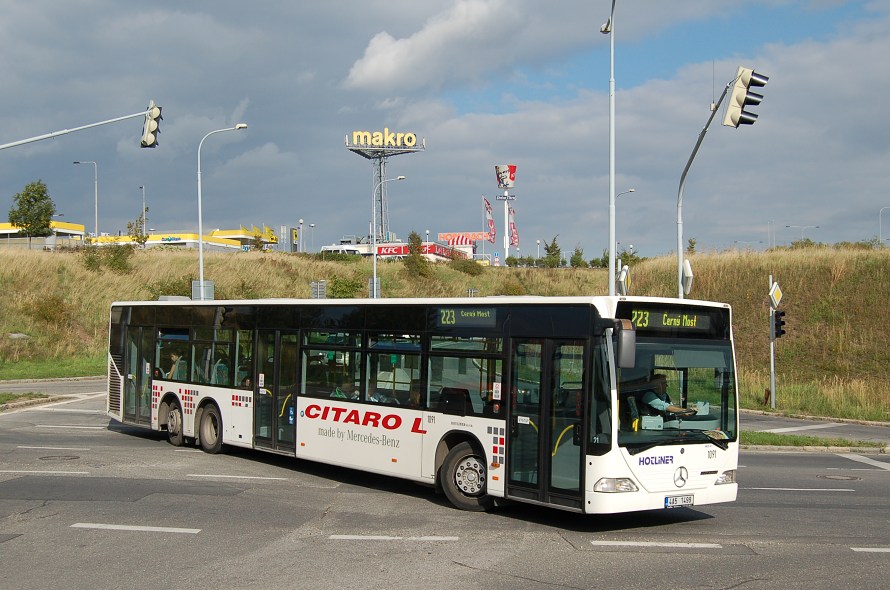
642;374;697;417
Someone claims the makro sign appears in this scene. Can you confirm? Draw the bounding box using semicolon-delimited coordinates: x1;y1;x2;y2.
351;128;417;148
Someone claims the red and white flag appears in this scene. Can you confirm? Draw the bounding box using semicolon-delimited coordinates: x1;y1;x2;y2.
483;196;496;244
508;206;519;247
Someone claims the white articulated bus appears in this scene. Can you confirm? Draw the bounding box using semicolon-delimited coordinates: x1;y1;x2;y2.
107;296;738;513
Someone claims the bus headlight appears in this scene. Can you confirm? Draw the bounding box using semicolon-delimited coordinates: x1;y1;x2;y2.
593;477;639;493
715;470;736;485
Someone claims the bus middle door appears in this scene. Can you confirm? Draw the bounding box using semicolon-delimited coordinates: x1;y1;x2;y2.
254;330;298;454
507;339;585;510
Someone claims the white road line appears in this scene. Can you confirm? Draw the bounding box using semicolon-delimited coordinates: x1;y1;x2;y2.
35;408;104;414
329;535;459;541
175;449;204;453
761;423;843;434
35;425;105;430
851;547;890;553
17;445;91;451
187;474;289;481
837;453;890;472
71;523;200;534
745;487;855;492
0;470;89;475
590;540;723;549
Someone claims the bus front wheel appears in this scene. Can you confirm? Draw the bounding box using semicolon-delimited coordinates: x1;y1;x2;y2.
198;404;223;454
441;441;493;512
167;401;184;447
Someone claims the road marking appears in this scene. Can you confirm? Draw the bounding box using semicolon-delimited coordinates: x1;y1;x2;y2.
35;425;105;430
745;487;855;492
0;470;89;475
329;535;459;541
187;474;289;481
71;523;200;534
175;449;203;453
17;445;91;451
590;540;723;549
35;408;104;414
761;423;843;434
851;547;890;553
837;453;890;471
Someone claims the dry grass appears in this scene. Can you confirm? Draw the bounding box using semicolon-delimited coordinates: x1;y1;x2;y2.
1;247;888;420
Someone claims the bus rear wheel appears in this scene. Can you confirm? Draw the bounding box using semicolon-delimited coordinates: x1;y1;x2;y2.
167;401;184;447
198;404;223;454
441;441;493;512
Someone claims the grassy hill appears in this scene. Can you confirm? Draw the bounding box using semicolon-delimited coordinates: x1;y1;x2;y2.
2;246;888;421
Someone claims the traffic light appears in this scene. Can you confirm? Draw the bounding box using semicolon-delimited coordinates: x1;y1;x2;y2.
140;100;162;148
772;310;786;340
723;66;769;128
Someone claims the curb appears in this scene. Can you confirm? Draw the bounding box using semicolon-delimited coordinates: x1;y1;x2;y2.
0;395;72;413
741;444;887;455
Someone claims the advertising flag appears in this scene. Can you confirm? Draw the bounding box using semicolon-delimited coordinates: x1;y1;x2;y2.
483;196;496;243
509;206;519;247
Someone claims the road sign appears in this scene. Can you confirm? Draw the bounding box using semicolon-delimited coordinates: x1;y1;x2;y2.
769;281;783;309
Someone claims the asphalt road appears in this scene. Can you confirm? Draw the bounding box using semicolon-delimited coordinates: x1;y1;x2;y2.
1;389;888;589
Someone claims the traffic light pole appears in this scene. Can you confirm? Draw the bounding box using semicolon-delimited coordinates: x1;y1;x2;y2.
0;108;154;151
676;80;732;298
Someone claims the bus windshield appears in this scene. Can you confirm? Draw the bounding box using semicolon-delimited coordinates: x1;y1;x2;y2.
617;338;737;449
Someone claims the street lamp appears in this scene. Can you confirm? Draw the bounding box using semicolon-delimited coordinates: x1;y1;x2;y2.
601;0;620;295
536;239;541;259
139;185;147;237
197;123;247;301
371;175;406;298
310;223;316;252
72;161;98;241
880;207;890;245
785;224;819;241
298;219;304;253
614;188;635;281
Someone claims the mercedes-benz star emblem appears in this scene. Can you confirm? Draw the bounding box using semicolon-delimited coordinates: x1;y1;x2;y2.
674;466;689;488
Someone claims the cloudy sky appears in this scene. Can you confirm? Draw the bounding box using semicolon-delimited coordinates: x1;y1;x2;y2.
2;1;888;258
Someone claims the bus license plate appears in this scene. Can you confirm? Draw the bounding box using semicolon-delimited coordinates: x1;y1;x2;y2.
664;494;694;508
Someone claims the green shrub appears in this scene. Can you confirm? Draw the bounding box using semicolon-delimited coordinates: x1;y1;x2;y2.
450;258;484;276
329;276;364;298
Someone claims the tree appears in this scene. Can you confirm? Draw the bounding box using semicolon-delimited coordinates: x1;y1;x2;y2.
9;180;55;248
686;237;697;255
404;230;433;277
570;245;589;268
126;207;150;248
542;235;562;268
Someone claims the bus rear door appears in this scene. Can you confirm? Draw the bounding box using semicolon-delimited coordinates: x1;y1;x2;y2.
507;339;586;510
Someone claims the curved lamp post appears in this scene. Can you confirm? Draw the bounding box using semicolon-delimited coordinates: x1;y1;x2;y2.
197;123;247;301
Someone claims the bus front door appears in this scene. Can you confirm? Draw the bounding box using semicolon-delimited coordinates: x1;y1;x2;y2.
254;330;298;454
507;339;585;510
123;326;153;425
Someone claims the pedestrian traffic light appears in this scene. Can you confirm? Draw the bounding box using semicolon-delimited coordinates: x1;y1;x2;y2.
723;66;769;128
140;100;162;148
772;310;786;340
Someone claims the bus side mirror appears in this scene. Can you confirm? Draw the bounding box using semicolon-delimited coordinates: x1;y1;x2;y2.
615;319;636;369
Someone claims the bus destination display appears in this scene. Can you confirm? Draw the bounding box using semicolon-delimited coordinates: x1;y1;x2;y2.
436;307;497;328
630;308;711;331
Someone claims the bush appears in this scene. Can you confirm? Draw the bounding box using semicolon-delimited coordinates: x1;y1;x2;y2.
450;258;484;276
329;276;364;299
